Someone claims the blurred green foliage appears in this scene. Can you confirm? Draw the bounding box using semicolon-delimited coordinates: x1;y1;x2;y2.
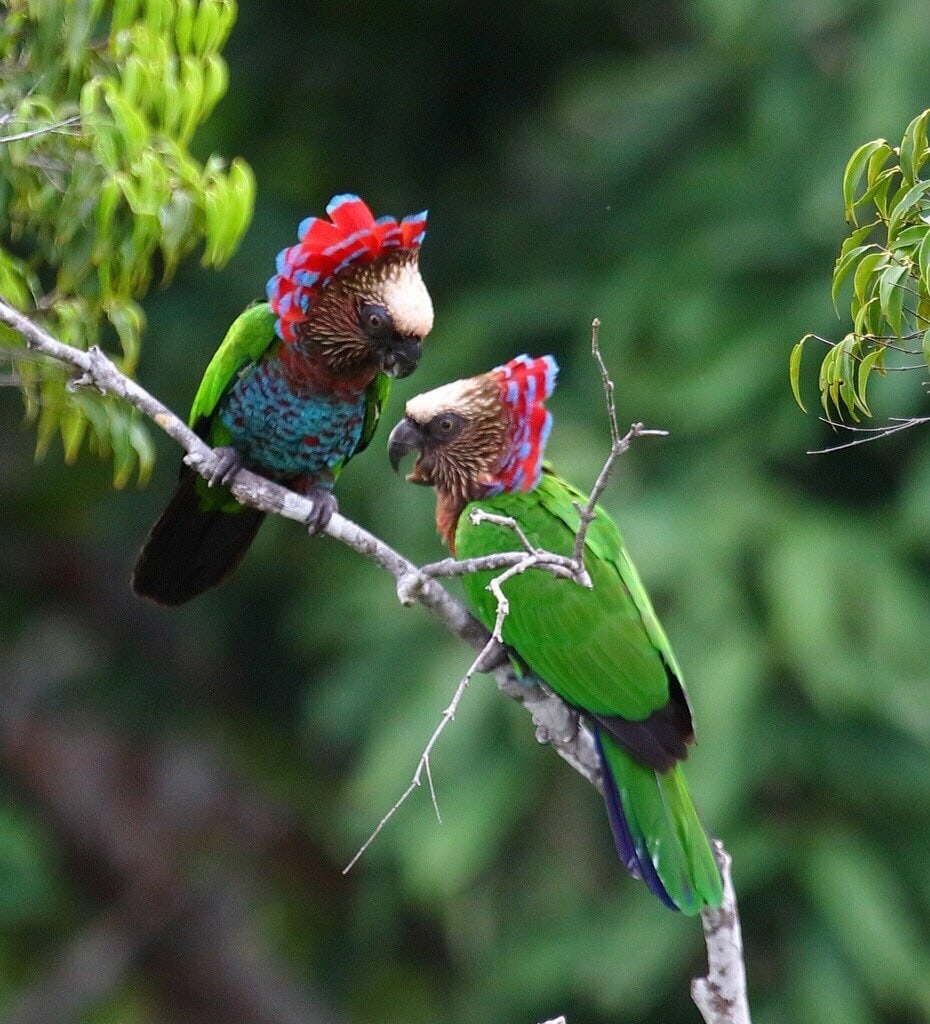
792;109;930;423
0;0;253;486
2;1;930;1024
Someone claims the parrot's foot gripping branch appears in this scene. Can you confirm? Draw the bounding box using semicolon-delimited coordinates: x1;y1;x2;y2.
206;446;243;488
299;486;338;535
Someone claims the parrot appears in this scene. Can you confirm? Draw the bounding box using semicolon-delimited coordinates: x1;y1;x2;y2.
133;194;433;605
386;355;723;914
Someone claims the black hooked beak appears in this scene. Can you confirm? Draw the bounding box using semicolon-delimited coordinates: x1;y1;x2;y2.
379;336;422;379
388;417;424;472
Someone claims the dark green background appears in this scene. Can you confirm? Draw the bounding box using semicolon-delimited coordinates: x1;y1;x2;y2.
3;2;930;1022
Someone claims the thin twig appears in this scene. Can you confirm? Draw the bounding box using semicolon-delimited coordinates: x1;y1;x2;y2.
571;318;667;567
808;415;930;453
0;114;81;144
345;544;546;871
342;634;498;874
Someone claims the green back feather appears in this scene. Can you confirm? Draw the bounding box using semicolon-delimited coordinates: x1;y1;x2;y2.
456;471;678;720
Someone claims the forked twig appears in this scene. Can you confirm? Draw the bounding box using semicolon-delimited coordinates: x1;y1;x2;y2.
808;415;930;453
571;319;668;565
342;632;500;874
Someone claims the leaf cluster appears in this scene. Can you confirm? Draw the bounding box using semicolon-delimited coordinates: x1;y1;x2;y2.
792;110;930;422
0;0;254;486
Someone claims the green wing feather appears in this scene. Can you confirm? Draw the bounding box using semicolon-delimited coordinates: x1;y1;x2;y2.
456;471;676;720
455;469;721;913
355;372;392;456
189;302;277;428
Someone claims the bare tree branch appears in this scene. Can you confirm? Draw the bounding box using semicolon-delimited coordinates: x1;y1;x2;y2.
347;527;570;871
342;633;497;873
692;843;752;1024
0;295;601;791
0;298;752;1024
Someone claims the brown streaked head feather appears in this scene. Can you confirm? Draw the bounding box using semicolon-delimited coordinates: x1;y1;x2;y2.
400;374;510;547
294;251;433;378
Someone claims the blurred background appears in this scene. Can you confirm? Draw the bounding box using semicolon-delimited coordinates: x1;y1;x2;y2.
3;1;930;1022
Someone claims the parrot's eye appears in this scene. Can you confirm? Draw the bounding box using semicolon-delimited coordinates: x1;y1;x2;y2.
429;413;464;441
360;303;393;340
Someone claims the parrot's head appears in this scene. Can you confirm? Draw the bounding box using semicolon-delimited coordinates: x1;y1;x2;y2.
267;194;433;380
388;354;558;511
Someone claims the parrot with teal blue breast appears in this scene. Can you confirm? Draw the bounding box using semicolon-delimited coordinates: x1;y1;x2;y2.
387;355;722;914
133;194;432;604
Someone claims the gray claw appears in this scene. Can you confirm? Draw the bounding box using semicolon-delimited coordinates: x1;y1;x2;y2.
303;488;338;535
208;446;243;487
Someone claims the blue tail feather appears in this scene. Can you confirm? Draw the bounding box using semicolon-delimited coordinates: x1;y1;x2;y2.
595;730;677;910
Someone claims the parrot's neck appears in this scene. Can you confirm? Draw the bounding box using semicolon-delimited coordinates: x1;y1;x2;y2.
436;480;497;554
437;490;465;554
278;341;378;401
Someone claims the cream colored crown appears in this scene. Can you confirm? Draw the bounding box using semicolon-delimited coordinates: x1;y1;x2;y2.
381;258;434;339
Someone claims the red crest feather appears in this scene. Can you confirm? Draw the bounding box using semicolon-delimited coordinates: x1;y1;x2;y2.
266;194;428;342
487;354;558;492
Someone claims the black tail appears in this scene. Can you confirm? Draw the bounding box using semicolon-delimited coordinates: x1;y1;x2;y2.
132;468;265;605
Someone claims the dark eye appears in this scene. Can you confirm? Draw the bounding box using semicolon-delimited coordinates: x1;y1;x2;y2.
360;303;393;339
430;413;463;440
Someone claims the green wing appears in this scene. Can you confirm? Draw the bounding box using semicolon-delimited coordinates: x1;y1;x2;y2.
188;303;277;428
455;470;680;721
355;372;392;457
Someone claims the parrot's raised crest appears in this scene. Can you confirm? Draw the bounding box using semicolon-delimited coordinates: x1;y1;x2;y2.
489;354;558;493
267;194;429;342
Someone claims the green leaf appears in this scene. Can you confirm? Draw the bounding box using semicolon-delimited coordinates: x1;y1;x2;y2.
843;140;889;223
59;401;89;463
888;224;927;249
923;328;930;368
790;336;808;413
192;0;221;56
852;250;887;310
855;347;884;418
838;336;860;420
175;0;196;54
858;167;898;221
877;262;909;336
128;416;155;485
899;109;930;185
887;179;930;240
916;231;930;295
831;243;877;310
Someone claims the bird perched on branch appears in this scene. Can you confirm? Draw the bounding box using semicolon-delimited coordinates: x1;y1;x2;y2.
134;194;432;605
387;355;722;913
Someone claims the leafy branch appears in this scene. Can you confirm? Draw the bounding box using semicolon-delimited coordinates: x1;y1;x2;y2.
0;299;752;1024
791;109;930;443
0;0;255;485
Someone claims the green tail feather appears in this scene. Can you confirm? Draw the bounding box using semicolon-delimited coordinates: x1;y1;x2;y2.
600;733;723;914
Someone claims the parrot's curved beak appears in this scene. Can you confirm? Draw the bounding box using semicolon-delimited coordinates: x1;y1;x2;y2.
379;337;422;379
388;417;424;473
